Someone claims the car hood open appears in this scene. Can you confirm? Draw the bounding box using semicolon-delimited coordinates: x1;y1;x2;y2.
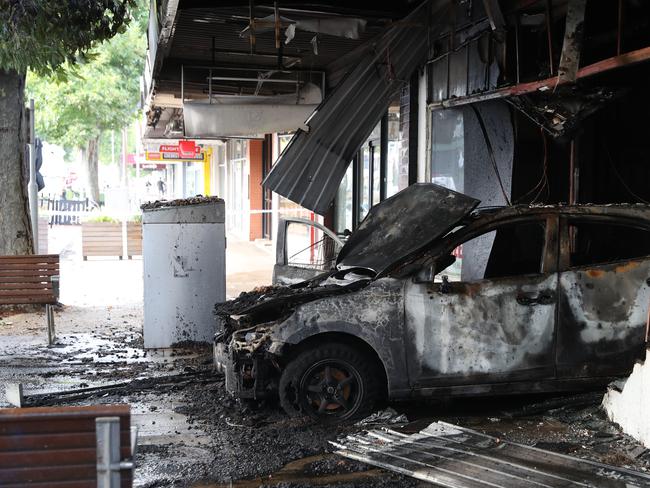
335;184;480;277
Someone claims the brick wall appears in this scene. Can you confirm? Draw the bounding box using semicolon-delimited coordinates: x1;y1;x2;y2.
248;139;264;241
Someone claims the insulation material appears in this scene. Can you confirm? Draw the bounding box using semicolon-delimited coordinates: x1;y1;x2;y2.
603;351;650;448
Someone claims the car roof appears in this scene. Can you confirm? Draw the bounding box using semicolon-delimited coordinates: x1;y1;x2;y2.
468;203;650;223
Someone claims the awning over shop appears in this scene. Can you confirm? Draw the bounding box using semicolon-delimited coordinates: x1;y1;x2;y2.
262;2;430;215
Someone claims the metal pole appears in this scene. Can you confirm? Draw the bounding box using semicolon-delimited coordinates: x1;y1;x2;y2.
95;417;121;488
121;127;128;259
28;99;39;253
135;121;141;208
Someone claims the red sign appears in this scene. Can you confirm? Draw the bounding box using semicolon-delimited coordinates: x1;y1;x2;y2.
158;142;200;155
178;140;197;158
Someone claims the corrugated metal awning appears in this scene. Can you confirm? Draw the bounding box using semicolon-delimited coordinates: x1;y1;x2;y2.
262;1;430;215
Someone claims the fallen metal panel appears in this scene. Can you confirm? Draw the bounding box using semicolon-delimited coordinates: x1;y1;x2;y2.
262;2;430;215
332;421;650;487
335;184;479;277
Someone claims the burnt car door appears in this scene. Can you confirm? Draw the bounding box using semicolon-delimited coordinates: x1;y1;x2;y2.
556;217;650;378
273;217;344;285
404;216;559;388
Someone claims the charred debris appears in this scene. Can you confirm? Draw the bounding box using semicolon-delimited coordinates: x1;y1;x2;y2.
214;271;371;340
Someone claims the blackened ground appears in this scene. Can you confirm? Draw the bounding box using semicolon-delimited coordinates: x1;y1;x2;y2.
2;308;649;487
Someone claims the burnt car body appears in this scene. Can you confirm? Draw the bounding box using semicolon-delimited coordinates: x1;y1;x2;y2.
214;184;650;420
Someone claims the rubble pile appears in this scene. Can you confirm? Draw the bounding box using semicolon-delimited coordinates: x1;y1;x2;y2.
140;195;224;210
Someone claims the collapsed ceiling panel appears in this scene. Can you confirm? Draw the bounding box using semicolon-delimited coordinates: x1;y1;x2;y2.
262;1;430;215
507;86;623;138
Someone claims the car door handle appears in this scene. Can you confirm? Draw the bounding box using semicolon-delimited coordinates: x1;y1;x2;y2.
516;290;556;306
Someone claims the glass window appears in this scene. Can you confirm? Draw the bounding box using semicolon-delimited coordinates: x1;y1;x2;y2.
386;98;408;198
441;220;546;282
372;142;381;206
430;108;464;193
335;165;353;234
568;220;650;268
360;145;371;221
276;133;312;220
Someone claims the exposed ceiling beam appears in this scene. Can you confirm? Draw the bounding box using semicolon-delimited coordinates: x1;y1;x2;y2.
153;0;181;79
178;0;411;19
428;44;650;109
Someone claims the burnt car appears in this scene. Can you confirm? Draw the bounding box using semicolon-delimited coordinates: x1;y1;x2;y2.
214;184;650;421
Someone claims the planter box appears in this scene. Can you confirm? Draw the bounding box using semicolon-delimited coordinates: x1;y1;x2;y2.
82;222;142;259
37;217;48;254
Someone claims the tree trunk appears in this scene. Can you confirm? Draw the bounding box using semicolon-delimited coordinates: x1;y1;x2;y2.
0;69;33;255
84;135;101;206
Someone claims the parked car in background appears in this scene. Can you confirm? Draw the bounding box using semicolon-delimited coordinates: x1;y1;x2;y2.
215;184;650;422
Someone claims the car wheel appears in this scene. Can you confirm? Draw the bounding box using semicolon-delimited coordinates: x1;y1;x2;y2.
279;342;381;422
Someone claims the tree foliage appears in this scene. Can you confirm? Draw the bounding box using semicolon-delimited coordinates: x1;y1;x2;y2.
26;14;146;149
0;0;134;75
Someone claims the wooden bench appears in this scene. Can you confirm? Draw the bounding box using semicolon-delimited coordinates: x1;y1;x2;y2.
0;254;60;344
0;404;135;487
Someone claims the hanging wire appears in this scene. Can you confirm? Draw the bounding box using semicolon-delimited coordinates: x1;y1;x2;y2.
515;127;549;204
604;142;650;204
470;104;512;206
530;128;550;203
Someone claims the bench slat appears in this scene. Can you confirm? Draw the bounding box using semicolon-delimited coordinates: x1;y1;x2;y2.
0;464;97;483
0;270;59;277
0;283;52;290
0;276;56;283
0;432;95;451
0;297;57;304
0;290;55;296
0;263;59;270
0;255;58;264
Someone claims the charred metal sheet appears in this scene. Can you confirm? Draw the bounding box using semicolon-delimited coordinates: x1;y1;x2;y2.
261;2;430;214
332;421;650;487
558;0;587;83
336;184;479;277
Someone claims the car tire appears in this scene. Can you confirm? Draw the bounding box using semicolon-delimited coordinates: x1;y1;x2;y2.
279;342;381;422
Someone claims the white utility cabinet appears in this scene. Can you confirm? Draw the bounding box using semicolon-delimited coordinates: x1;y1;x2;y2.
142;201;226;348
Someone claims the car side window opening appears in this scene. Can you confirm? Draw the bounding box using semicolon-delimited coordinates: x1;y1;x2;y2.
443;220;547;282
285;222;340;271
568;220;650;268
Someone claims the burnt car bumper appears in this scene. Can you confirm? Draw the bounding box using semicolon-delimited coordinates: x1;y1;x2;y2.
213;340;279;400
